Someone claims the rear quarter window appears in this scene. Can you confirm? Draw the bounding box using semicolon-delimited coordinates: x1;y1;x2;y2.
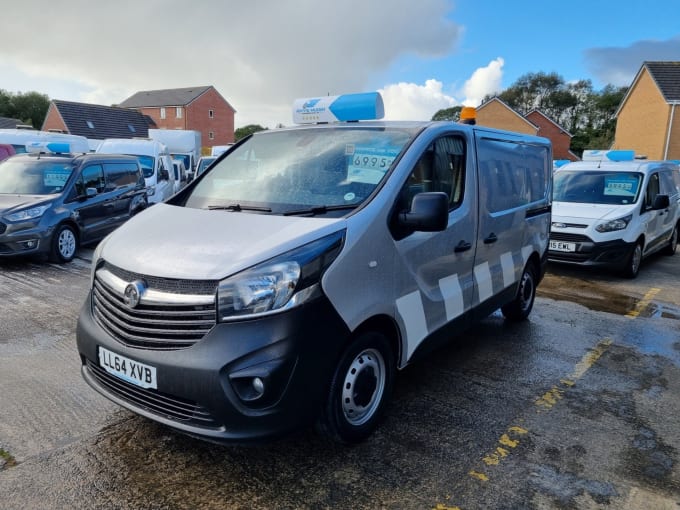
104;162;140;189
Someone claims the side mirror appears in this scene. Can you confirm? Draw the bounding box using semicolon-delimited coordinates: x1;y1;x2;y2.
398;192;448;232
652;194;670;210
85;187;98;198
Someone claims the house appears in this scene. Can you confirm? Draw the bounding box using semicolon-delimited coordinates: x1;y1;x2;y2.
41;100;154;140
475;97;538;136
474;98;578;161
612;61;680;160
525;110;579;162
0;116;24;129
117;86;236;149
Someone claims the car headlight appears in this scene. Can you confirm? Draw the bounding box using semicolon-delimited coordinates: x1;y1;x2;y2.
217;230;344;321
595;214;632;233
5;204;50;222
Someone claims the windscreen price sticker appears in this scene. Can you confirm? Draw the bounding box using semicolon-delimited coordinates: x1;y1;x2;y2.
347;150;397;184
43;170;71;187
604;177;637;197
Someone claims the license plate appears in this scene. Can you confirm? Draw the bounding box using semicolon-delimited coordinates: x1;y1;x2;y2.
549;240;577;252
98;346;157;389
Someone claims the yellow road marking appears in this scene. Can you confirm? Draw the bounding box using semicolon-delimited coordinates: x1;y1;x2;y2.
625;287;660;318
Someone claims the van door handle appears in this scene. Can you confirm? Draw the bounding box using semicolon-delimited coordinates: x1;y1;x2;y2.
484;233;498;244
454;240;472;253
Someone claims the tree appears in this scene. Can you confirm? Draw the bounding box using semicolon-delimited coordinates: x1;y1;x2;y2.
0;90;50;128
431;106;462;121
234;124;267;141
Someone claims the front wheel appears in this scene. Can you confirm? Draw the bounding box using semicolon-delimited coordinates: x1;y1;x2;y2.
623;241;643;278
49;224;78;263
317;331;395;444
501;262;537;321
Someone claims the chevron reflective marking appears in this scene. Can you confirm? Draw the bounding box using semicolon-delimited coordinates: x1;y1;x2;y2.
396;290;428;359
500;251;516;288
474;262;493;303
439;273;464;321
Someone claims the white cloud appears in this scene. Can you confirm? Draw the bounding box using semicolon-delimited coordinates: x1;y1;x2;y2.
460;57;505;106
0;0;462;128
380;79;457;120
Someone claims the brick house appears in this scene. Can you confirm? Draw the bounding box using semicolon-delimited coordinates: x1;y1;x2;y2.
41;100;154;141
474;97;578;161
612;61;680;160
117;86;236;151
525;110;579;162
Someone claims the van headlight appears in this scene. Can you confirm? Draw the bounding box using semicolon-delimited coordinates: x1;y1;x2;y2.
5;204;50;222
217;230;344;321
595;214;632;233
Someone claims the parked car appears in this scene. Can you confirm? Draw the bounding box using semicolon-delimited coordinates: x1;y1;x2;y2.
195;156;217;178
0;148;147;263
549;152;680;277
76;92;553;444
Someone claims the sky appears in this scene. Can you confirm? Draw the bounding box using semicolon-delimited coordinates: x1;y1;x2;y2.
1;0;679;129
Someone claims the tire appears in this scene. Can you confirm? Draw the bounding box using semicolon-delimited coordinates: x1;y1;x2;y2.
501;262;537;321
623;241;643;279
317;331;395;444
49;224;78;263
664;224;678;256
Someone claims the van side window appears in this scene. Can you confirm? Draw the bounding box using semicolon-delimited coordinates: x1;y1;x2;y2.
403;135;466;211
660;170;677;196
104;163;138;190
80;165;105;194
644;173;660;209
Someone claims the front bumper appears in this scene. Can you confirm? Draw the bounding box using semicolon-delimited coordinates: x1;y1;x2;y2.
548;234;635;269
0;222;54;257
76;291;351;443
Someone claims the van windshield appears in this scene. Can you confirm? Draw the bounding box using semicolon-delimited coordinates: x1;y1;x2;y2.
135;155;155;178
184;126;418;215
553;170;642;205
0;158;73;195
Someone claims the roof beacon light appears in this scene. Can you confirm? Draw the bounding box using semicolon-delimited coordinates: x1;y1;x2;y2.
26;141;72;154
581;149;635;162
292;92;384;124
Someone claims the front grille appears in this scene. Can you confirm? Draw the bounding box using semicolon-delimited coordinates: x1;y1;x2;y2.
93;263;218;350
86;360;221;428
550;232;592;243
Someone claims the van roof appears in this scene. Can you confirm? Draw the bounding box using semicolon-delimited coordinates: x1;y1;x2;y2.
558;160;679;174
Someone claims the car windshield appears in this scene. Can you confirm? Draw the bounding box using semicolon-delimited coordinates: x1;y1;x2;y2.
196;157;216;176
135;155;155;178
184;126;418;215
553;170;643;205
0;158;74;194
172;154;191;171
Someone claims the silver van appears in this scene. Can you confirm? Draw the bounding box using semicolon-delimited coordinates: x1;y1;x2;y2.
76;93;552;443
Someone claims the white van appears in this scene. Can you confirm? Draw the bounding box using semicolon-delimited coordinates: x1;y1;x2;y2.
0;128;90;154
76;93;552;444
550;152;680;277
96;138;176;204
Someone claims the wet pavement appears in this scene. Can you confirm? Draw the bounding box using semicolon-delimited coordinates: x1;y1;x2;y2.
1;251;679;509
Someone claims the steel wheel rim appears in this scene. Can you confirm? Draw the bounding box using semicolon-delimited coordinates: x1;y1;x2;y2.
58;229;76;259
341;348;386;426
519;270;534;313
631;244;642;274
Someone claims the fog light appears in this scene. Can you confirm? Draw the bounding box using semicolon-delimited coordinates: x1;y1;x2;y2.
252;377;265;396
19;239;38;249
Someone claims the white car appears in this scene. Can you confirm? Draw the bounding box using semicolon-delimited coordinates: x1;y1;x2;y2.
549;154;680;277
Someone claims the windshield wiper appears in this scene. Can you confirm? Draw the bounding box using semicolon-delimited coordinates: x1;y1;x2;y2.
283;204;358;216
207;204;272;212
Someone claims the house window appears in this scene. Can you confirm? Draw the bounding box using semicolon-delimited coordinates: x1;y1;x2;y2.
209;109;214;118
209;131;214;140
160;107;166;119
176;107;182;119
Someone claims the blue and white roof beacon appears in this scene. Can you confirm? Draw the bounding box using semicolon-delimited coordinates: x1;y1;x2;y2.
292;92;385;124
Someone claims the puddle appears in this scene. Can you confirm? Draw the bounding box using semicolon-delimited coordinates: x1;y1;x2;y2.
538;275;680;320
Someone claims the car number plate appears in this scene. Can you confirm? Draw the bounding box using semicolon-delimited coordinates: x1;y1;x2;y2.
98;346;157;389
549;240;576;252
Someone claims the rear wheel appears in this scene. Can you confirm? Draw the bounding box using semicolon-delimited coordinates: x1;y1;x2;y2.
317;331;395;444
623;241;643;278
501;262;537;321
49;224;77;263
664;224;678;255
